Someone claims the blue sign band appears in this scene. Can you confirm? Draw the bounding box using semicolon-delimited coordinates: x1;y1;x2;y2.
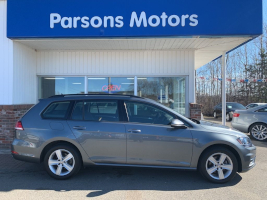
7;0;262;38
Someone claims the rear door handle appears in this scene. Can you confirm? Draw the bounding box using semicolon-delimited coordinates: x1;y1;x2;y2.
128;129;141;133
73;126;86;130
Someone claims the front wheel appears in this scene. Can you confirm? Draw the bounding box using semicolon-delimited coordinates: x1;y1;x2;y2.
198;147;238;183
249;123;267;141
44;144;82;180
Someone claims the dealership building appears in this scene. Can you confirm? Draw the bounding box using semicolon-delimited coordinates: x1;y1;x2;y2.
0;0;262;148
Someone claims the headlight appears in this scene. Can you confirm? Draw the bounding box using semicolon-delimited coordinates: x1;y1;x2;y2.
237;137;252;148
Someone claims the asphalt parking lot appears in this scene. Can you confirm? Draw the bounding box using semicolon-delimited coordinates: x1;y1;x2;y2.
0;119;266;200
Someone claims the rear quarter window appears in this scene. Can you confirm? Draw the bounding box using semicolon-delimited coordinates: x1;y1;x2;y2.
42;101;71;119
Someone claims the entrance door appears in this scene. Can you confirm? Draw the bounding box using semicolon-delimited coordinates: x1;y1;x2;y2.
67;100;126;164
124;101;193;167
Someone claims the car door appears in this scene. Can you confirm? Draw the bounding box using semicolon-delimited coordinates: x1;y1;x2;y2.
123;101;193;167
67;99;126;164
255;106;267;122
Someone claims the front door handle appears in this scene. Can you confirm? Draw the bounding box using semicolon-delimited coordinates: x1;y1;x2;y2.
128;129;141;133
73;126;86;130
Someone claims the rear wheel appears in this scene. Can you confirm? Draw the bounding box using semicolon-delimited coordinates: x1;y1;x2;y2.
214;111;218;118
226;113;232;122
249;123;267;141
44;144;82;180
198;147;238;183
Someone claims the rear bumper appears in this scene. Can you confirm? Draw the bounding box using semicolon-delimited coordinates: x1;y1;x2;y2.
231;122;249;133
11;139;41;163
12;153;40;163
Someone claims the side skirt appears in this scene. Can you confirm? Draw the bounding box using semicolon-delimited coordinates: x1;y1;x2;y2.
92;163;197;170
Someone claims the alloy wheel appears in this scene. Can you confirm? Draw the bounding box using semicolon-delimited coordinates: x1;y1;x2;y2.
48;149;75;176
251;124;267;141
205;153;233;180
214;112;217;118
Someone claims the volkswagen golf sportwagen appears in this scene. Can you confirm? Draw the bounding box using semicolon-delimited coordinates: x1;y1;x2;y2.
12;94;256;183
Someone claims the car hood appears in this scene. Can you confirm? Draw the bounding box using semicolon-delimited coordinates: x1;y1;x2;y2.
199;121;247;138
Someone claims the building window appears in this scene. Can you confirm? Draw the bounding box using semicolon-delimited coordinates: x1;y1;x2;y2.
39;76;186;116
137;77;186;116
39;77;85;98
88;77;134;95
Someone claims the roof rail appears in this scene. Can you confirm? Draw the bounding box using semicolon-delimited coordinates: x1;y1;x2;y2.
48;94;143;98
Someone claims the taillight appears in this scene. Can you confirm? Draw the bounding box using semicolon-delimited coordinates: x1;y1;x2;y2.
233;113;240;117
15;121;24;130
11;151;19;154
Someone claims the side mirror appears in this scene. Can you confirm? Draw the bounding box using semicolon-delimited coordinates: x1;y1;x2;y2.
171;119;187;129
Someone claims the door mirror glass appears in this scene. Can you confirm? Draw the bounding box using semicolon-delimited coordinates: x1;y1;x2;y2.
171;119;187;129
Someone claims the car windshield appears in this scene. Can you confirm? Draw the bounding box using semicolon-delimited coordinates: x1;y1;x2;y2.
227;103;245;109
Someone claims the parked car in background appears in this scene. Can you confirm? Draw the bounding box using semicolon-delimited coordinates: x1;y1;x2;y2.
213;102;246;122
12;94;256;183
232;104;267;141
246;103;267;109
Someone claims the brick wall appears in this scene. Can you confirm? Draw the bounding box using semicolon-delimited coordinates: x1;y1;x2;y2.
189;103;202;120
0;105;33;149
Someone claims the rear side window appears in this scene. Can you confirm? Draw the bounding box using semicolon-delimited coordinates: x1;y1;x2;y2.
71;100;119;122
42;101;71;119
257;107;267;112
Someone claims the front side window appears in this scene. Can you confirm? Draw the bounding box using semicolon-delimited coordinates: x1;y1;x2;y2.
125;101;174;125
71;100;119;122
137;77;186;116
42;101;71;119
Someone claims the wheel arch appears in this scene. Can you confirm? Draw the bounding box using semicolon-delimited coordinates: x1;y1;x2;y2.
197;144;242;172
40;140;83;164
248;122;267;133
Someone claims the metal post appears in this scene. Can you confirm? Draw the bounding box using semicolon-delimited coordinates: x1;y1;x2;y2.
134;76;137;96
84;76;88;94
222;52;226;126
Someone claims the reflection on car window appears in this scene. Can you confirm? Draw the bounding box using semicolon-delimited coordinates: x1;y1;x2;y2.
257;107;267;112
125;101;174;125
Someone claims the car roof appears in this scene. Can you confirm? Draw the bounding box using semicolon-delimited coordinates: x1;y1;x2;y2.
248;104;267;111
41;94;152;102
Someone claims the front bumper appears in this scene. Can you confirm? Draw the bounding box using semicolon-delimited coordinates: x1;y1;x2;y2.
239;145;256;173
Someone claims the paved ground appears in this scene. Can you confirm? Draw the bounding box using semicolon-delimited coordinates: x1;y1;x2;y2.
0;119;266;199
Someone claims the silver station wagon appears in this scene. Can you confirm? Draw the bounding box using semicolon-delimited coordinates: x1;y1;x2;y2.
12;94;256;183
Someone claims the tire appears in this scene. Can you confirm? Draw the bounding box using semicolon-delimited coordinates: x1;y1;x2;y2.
226;113;232;122
213;111;218;118
44;144;82;180
198;147;238;183
249;123;267;141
